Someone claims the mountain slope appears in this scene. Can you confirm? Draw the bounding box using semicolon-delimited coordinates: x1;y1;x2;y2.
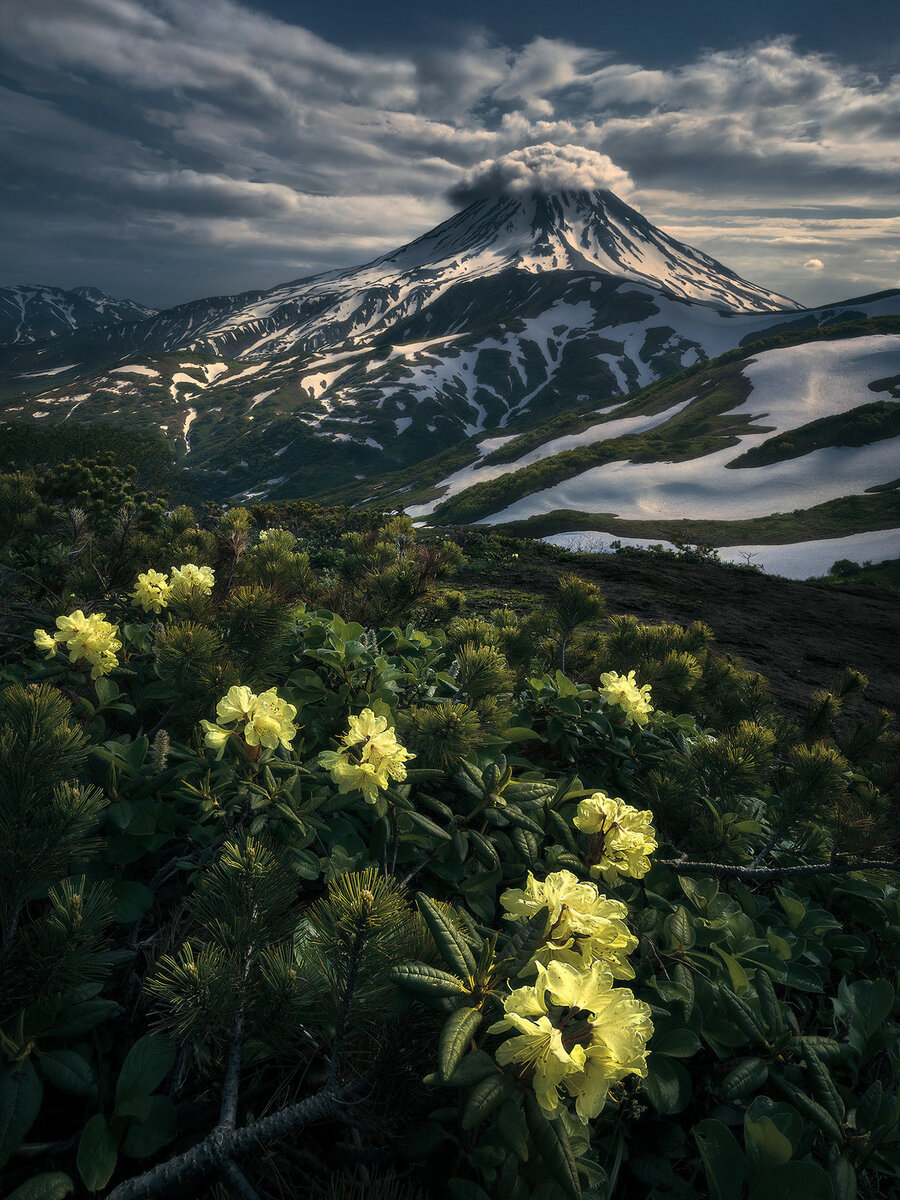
4;190;894;504
0;285;156;348
395;322;900;575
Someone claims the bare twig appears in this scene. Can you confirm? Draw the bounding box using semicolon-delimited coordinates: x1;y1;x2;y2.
658;855;900;881
106;1080;362;1200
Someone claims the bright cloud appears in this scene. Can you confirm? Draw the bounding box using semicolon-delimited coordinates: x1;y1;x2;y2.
448;144;634;205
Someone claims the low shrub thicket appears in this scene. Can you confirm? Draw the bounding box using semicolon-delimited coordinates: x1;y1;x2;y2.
0;467;899;1200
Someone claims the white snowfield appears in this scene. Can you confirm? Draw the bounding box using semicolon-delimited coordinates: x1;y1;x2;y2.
466;335;899;527
543;528;900;581
109;365;160;377
404;397;693;520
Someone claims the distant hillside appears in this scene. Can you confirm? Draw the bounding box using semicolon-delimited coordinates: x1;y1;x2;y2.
0;284;156;347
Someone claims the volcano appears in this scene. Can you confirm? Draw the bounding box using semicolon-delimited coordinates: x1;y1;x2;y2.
5;187;894;505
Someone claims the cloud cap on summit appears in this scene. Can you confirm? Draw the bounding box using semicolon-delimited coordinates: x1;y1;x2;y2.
448;144;635;206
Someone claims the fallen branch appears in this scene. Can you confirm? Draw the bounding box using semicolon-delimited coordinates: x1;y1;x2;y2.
658;855;900;881
106;1080;363;1200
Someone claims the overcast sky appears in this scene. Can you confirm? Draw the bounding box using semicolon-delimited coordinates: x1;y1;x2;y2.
1;0;898;309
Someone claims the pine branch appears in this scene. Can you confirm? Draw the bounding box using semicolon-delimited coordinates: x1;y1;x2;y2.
219;1159;260;1200
219;1014;244;1131
105;1080;362;1200
659;855;900;881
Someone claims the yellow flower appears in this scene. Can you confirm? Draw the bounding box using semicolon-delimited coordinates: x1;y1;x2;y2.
34;610;121;678
319;708;415;811
243;689;298;750
500;870;638;979
168;563;215;600
319;753;387;806
573;792;657;886
200;720;232;758
488;960;652;1120
131;569;171;613
33;628;57;658
203;685;298;758
598;670;653;727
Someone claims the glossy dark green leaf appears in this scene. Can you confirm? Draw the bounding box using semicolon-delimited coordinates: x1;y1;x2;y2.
643;1054;692;1114
36;1049;94;1097
461;1073;511;1130
77;1114;118;1192
4;1173;74;1200
391;962;469;997
439;1006;483;1083
0;1060;43;1168
693;1119;745;1200
417;894;476;978
524;1096;581;1200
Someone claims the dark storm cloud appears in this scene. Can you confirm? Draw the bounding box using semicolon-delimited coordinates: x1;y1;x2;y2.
1;0;897;307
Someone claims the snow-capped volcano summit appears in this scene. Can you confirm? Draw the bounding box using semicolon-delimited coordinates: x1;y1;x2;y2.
6;181;889;509
360;188;800;314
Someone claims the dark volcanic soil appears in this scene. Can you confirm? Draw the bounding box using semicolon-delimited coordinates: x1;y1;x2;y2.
456;553;899;721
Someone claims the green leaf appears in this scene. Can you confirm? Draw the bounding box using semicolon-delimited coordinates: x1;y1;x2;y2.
498;906;550;977
855;1079;884;1131
405;810;451;841
721;1058;768;1101
4;1173;74;1200
718;988;766;1045
461;1073;511;1130
0;1060;43;1168
36;1050;94;1097
770;1075;843;1143
391;962;469;998
447;1182;492;1200
651;1028;701;1058
494;1097;529;1158
799;1042;845;1124
664;906;695;951
111;881;153;924
643;1055;692;1115
121;1095;177;1158
748;1161;833;1200
77;1114;118;1192
439;1007;484;1083
754;968;784;1039
114;1035;175;1120
715;948;751;995
524;1096;581;1200
417;895;476;978
744;1113;792;1174
678;875;718;911
776;893;807;932
828;1156;856;1200
693;1119;746;1200
427;1050;497;1089
50;999;119;1039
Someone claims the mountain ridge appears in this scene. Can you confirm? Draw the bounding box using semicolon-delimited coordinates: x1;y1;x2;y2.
2;190;897;517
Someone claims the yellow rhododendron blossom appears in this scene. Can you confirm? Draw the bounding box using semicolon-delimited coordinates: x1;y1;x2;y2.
318;708;415;813
132;569;171;613
500;870;638;979
202;685;298;759
598;670;653;727
168;563;215;600
573;792;658;886
33;628;57;657
489;959;652;1120
34;610;122;679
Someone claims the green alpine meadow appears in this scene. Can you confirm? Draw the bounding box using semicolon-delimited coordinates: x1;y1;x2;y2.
0;462;898;1199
